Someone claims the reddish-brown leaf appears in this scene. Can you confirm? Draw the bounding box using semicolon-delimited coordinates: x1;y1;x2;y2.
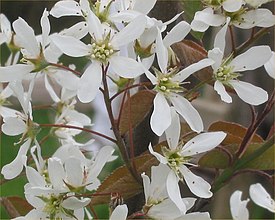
119;90;155;135
91;154;158;205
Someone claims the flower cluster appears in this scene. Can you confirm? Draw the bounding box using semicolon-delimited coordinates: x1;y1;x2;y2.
0;0;274;219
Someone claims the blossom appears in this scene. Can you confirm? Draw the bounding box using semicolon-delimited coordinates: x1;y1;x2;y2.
1;81;37;179
191;0;275;31
142;164;211;219
51;12;146;103
143;25;213;135
230;191;250;220
149;108;226;210
249;183;275;213
208;18;271;105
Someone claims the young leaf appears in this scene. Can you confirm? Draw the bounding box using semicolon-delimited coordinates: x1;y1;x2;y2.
91;154;158;205
119;90;155;135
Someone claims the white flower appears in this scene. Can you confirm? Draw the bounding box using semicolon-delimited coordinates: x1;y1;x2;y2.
109;204;128;220
230;191;249;220
1;81;36;180
249;183;275;213
22;159;91;220
51;12;146;103
53;144;115;191
142;164;211;219
149;108;226;209
191;1;275;31
144;26;213;135
208;18;271;105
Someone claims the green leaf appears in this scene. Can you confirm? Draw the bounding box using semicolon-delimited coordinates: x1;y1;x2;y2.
180;0;204;40
241;143;275;170
91;154;158;205
119;90;155;135
198;147;232;169
199;121;270;169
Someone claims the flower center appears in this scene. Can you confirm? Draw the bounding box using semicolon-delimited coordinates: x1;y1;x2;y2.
41;194;64;217
162;147;190;175
154;67;182;94
90;41;114;63
225;7;248;24
214;64;239;83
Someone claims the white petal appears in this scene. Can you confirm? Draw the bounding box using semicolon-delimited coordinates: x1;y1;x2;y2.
52;70;80;91
167;170;187;213
147;198;182;219
87;11;103;41
173;58;214;82
65;157;84;187
109;56;144;78
163;21;191;47
165;108;180;150
0;14;11;43
51;34;90;57
40;9;50;49
66;109;91;125
223;0;243;12
89;146;114;178
62;197;91;210
208;48;224;71
214;80;232;103
77;62;102;103
133;0;156;14
48;157;66;189
230;80;268;105
44;75;60;103
150;164;170;198
50;0;81;18
231;46;272;72
2;117;27;136
191;8;225;32
156;28;168;73
141;172;150;201
179;212;211;220
170;94;203;133
179;165;213;198
1;139;31;179
13;17;39;58
112;15;146;47
150;93;171;136
0;107;20;119
264;51;275;79
249;183;275;213
0;64;32;82
110;204;128;220
181;132;226;156
26;166;46;186
148;143;168;164
191;19;210;32
143;67;158;84
214;17;230;55
230;191;249;220
60;21;88;39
